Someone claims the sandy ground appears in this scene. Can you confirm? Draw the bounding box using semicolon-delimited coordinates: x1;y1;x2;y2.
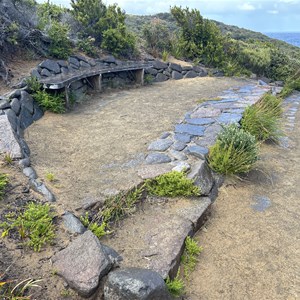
0;58;42;95
25;77;251;213
185;100;300;299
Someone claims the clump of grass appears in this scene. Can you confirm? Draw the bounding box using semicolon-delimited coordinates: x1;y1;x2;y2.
101;187;143;221
0;173;8;200
80;187;143;239
165;272;185;298
45;172;55;182
241;93;282;142
280;70;300;98
80;212;109;239
162;50;169;62
33;90;65;114
181;236;203;278
207;124;259;175
0;202;55;252
3;153;13;165
145;171;200;197
0;277;42;299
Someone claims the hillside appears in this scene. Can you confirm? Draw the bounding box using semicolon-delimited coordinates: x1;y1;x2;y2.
126;12;300;59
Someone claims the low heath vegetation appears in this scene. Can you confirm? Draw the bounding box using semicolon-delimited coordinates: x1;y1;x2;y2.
0;202;56;252
145;171;200;197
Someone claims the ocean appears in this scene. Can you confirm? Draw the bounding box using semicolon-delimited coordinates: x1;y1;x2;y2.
265;32;300;48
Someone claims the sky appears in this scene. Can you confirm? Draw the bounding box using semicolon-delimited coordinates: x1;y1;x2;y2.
44;0;300;32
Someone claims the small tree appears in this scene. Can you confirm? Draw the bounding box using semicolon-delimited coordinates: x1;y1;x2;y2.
70;0;107;44
142;18;172;56
47;21;71;59
70;1;136;57
170;6;225;66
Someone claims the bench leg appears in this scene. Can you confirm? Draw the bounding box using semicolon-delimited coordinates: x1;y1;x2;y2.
135;69;144;85
65;85;70;109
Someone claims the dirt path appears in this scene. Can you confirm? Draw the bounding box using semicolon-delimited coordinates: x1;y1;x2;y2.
185;97;300;299
25;77;251;212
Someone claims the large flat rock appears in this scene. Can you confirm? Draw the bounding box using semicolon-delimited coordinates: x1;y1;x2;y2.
52;230;115;297
0;114;22;159
104;197;211;279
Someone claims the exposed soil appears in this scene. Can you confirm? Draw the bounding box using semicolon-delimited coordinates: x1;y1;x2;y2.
0;58;42;95
25;77;252;213
185;100;300;299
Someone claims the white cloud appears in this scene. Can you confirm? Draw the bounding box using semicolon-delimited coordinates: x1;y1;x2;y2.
267;10;279;14
238;3;256;11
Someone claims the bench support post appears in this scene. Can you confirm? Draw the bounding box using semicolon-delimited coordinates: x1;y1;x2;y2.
89;74;102;91
65;84;71;109
134;69;144;85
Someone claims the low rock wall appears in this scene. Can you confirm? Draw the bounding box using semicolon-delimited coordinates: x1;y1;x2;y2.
145;60;217;83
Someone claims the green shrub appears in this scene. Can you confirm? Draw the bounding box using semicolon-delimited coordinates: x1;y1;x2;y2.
26;76;42;93
47;21;72;59
33;90;65;113
165;273;185;297
0;202;55;252
145;171;200;197
241;94;282;142
37;2;66;30
102;27;136;58
142;19;172;57
0;174;8;200
280;71;300;98
207;124;259;175
77;37;98;57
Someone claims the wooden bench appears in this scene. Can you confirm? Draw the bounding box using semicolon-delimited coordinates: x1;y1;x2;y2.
39;61;152;107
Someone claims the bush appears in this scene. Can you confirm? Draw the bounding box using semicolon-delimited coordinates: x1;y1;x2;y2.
47;21;72;59
207;124;259;175
26;76;42;93
102;27;136;58
142;19;172;57
145;171;200;197
33;90;65;113
280;70;300;98
0;202;55;252
170;6;225;66
77;37;98;57
241;94;282;142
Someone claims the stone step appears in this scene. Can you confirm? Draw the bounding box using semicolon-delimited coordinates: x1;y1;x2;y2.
104;196;211;279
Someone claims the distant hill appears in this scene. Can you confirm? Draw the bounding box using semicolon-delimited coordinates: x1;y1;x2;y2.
126;13;300;60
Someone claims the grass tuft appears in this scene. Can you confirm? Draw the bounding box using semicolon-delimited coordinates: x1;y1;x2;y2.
145;171;200;197
80;187;143;239
181;236;203;278
241;93;282;142
207;124;259;175
165;273;185;298
0;277;42;299
0;174;8;200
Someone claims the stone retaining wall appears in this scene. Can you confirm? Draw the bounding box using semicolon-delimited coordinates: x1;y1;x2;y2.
145;60;213;83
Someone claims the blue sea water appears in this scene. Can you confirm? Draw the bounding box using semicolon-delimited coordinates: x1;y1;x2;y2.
265;32;300;48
